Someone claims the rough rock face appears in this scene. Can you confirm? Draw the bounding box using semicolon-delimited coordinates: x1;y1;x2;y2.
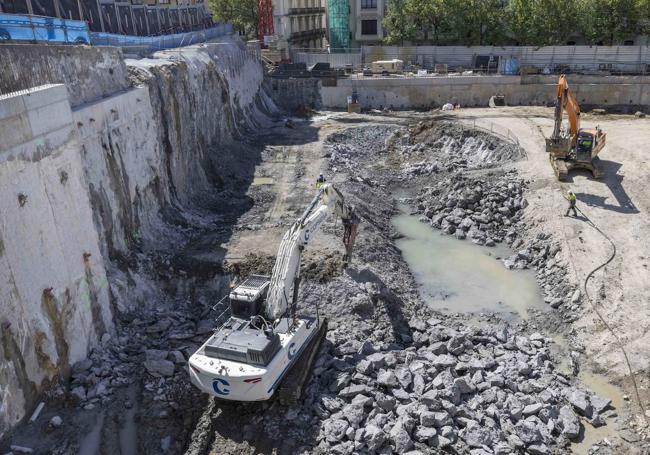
82;41;276;263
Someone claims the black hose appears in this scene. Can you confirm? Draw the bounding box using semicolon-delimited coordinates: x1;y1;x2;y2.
573;204;648;425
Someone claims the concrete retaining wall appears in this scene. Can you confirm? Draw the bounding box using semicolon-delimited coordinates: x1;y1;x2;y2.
322;75;650;111
264;78;322;111
0;44;129;107
0;85;113;436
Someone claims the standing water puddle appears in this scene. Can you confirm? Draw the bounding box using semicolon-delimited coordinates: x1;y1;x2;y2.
78;412;104;455
394;206;625;450
392;209;544;319
119;384;139;455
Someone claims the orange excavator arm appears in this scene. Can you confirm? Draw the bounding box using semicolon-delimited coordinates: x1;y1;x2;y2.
552;75;581;141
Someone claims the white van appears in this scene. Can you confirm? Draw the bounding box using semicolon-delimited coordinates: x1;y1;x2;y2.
370;59;404;75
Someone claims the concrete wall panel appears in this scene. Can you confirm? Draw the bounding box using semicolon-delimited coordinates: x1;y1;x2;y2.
323;75;650;111
0;44;129;107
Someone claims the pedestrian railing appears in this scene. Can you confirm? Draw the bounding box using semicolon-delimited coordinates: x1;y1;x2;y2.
460;117;527;160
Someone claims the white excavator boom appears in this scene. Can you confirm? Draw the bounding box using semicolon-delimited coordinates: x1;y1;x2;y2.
265;184;353;320
188;183;357;402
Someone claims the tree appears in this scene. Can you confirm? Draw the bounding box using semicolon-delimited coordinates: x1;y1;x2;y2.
208;0;257;37
441;0;508;45
578;0;644;44
508;0;582;46
404;0;447;44
383;0;417;44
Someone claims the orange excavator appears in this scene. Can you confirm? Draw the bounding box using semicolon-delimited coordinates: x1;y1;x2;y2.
546;75;606;181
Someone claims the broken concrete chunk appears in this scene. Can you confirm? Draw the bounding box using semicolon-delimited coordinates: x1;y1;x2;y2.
144;359;175;377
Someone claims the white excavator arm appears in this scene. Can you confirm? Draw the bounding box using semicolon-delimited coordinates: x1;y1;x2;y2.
265;184;356;320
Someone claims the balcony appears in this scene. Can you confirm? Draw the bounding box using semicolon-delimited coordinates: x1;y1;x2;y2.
289;27;326;41
288;7;326;15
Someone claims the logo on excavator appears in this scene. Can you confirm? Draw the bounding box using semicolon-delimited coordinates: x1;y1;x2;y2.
288;342;297;360
212;378;230;395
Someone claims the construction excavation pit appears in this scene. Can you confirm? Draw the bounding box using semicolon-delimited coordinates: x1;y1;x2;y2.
2;42;650;455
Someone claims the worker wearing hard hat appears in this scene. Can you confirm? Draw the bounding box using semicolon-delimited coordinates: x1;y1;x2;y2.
565;191;578;217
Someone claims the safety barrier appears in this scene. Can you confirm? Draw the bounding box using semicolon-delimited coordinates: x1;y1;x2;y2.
0;12;232;52
0;13;90;44
294;45;650;75
90;23;233;53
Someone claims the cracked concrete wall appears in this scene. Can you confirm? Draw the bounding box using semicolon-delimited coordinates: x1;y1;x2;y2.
0;85;113;436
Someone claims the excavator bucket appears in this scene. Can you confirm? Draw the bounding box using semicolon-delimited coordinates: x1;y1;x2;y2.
545;137;571;159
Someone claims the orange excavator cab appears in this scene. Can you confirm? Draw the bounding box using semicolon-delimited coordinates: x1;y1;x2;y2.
546;75;606;180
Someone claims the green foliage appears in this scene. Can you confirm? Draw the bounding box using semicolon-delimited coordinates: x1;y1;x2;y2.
208;0;257;37
383;0;417;44
508;0;581;46
578;0;644;44
441;0;507;45
383;0;650;45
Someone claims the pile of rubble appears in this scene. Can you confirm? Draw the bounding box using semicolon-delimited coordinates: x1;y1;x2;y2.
413;170;527;245
312;317;613;455
412;171;583;322
66;311;211;411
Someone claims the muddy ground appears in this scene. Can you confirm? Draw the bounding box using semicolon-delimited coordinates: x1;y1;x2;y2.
3;108;649;455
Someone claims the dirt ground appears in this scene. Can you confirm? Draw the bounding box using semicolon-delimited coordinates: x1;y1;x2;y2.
5;106;648;454
199;107;650;453
230;107;650;395
454;108;650;391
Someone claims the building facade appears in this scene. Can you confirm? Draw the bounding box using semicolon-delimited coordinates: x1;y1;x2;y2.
0;0;211;35
273;0;327;49
326;0;386;49
350;0;385;46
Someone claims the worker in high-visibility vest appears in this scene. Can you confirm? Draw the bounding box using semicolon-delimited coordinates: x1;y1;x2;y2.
565;191;578;217
316;173;326;189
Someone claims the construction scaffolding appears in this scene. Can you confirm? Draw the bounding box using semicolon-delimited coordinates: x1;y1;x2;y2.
327;0;349;50
257;0;273;44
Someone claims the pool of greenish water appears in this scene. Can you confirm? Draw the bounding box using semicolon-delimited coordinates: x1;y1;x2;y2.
392;208;545;319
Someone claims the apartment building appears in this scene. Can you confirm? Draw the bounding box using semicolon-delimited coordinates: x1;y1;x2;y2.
0;0;211;35
273;0;327;49
326;0;385;49
350;0;385;45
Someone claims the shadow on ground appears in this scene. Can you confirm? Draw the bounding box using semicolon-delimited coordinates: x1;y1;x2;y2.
567;159;639;215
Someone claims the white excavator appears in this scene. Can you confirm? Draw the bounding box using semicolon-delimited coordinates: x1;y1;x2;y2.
189;184;359;403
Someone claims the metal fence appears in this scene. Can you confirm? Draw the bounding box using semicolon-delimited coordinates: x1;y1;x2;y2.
0;12;90;43
0;12;233;53
460;118;526;160
293;45;650;75
293;48;362;68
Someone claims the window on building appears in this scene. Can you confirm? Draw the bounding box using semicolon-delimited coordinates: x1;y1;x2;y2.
361;19;377;35
361;0;377;8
